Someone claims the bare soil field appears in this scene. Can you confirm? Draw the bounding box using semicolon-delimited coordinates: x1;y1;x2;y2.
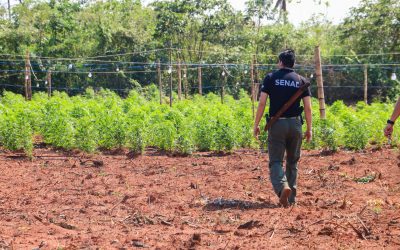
0;147;400;249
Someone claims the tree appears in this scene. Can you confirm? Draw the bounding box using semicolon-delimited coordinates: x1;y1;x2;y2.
340;0;400;100
341;0;400;57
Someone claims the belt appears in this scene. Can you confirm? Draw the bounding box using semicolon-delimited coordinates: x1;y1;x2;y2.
272;116;301;120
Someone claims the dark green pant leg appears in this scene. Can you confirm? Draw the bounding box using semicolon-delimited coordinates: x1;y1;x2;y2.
285;118;303;204
268;120;289;197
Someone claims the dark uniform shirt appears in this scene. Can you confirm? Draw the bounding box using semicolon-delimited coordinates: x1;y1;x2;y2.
261;68;311;117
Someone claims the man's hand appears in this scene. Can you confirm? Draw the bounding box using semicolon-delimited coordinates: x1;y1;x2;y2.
304;129;312;142
384;124;393;137
253;126;261;139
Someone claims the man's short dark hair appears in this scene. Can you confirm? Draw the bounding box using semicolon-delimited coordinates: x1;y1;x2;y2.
279;49;296;68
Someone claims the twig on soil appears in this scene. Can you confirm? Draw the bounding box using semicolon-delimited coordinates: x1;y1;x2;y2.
358;205;368;216
109;195;130;215
121;215;131;222
330;221;348;230
223;240;230;250
3;162;13;168
57;222;77;230
32;215;42;222
308;219;325;227
348;222;366;240
269;218;279;240
356;215;371;235
38;180;60;193
160;220;172;226
183;220;202;229
269;227;276;240
71;158;79;168
390;216;400;221
237;220;263;230
80;159;104;167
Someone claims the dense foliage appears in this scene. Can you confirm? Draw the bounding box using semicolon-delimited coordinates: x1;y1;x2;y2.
0;0;399;102
0;88;397;156
0;0;398;156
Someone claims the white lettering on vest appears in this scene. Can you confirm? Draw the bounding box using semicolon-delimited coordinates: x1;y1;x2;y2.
274;79;300;88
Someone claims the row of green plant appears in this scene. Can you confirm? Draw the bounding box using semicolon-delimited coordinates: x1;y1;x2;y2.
0;86;397;156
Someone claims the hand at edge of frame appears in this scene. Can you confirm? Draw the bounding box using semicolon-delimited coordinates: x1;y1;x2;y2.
253;126;260;139
384;124;393;138
304;129;312;142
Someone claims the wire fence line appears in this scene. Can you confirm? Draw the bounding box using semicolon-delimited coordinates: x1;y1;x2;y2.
0;83;393;95
1;48;400;59
0;57;399;67
0;50;399;103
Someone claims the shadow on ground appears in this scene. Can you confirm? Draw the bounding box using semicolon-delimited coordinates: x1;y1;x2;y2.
203;198;278;211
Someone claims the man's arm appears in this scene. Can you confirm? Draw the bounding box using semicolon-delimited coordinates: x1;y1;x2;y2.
302;96;312;142
253;92;268;139
384;97;400;137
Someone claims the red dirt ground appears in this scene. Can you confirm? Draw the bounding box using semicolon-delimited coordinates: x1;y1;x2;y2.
0;147;400;249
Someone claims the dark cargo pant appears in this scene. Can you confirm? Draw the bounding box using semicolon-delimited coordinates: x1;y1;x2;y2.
268;117;303;204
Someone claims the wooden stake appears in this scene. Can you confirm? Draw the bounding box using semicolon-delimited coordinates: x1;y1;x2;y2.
24;50;32;101
221;68;226;104
169;47;173;107
250;58;255;119
177;59;182;100
364;64;368;104
314;46;326;119
253;55;259;101
198;66;202;95
24;52;29;100
7;0;11;21
183;65;188;99
47;70;52;98
251;57;255;101
157;59;162;104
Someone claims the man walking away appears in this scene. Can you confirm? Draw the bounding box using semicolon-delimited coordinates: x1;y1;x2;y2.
253;49;312;207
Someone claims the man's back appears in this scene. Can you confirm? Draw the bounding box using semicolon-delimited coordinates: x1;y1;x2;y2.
261;68;310;117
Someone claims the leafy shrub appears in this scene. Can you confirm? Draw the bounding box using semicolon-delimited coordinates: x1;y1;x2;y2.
343;117;369;150
0;90;398;155
214;118;236;152
0;111;33;156
74;116;98;152
193;115;215;151
149;121;177;152
126;124;146;154
40;101;75;149
319;119;340;152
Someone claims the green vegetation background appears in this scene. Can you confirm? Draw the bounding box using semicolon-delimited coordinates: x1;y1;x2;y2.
0;0;399;101
0;87;396;156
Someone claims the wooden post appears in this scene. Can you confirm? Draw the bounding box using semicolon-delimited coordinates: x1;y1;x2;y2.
24;50;32;101
250;58;255;119
47;70;52;98
221;68;226;104
364;64;368;104
157;59;162;104
253;55;259;101
169;47;172;107
177;59;182;100
183;65;188;99
198;65;202;95
314;46;326;119
24;52;29;100
7;0;11;21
